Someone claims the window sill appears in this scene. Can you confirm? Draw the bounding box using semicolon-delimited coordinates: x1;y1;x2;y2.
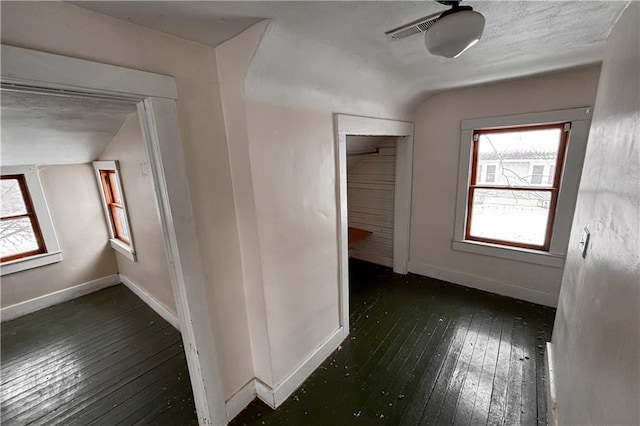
0;251;63;276
110;239;136;262
452;240;565;268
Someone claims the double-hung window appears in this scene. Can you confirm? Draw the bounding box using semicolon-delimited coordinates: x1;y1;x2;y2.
1;174;46;261
466;123;568;251
453;108;592;267
0;166;62;275
93;161;136;261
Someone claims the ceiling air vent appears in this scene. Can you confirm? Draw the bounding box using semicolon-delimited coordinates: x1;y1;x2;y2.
385;16;439;40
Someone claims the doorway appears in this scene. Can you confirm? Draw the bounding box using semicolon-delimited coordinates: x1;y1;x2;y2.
1;45;226;425
334;114;414;332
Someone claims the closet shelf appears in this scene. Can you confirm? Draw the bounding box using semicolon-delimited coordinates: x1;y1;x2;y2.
348;227;373;248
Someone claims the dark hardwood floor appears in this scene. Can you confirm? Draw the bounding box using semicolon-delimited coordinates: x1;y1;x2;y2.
232;259;555;425
1;284;197;425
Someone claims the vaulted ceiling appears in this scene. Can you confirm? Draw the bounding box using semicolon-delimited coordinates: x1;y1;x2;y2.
73;1;628;117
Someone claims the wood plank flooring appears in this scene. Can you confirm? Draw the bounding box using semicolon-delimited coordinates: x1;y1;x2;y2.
1;284;197;425
232;259;555;425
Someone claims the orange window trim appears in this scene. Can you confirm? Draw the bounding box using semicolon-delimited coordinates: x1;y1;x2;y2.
465;123;569;252
0;174;47;262
99;170;130;244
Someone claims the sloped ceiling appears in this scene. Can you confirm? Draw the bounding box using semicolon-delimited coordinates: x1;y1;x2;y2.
347;136;390;172
72;1;628;118
1;90;137;166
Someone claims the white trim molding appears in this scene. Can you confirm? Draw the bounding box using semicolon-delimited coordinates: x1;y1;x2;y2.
335;114;414;333
119;274;180;331
545;342;558;426
1;45;177;100
1;45;227;425
408;260;558;307
225;380;257;421
453;107;592;267
256;327;347;409
452;240;565;268
0;165;62;276
0;251;63;276
1;274;120;322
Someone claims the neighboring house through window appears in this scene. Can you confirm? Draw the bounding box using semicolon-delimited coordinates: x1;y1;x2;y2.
0;166;62;275
453;107;592;268
93;161;136;261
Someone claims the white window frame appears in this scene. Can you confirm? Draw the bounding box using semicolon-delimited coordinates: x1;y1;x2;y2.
92;160;136;261
0;165;62;275
453;107;592;268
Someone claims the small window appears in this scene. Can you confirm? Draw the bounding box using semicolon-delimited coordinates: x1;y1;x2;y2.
467;123;568;251
0;166;62;275
93;161;136;261
1;175;46;262
99;170;132;244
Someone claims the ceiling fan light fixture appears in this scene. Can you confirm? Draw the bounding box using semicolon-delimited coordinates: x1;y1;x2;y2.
425;9;485;58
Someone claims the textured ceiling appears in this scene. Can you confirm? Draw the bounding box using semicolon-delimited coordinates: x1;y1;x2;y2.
72;1;628;118
70;1;262;47
1;90;137;166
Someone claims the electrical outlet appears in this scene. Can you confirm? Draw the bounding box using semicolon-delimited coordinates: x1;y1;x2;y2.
579;227;590;259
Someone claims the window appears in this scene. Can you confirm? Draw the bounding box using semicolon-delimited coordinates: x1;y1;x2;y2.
93;161;136;261
453;107;593;268
466;124;568;251
1;175;46;261
0;166;62;275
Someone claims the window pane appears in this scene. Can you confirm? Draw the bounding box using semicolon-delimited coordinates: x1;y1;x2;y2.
547;165;556;185
109;173;124;204
475;128;562;188
531;165;544;185
1;218;39;258
1;179;27;216
469;189;551;247
114;207;131;242
486;165;496;183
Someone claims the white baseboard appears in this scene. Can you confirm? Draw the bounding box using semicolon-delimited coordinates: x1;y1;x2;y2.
254;379;275;409
225;379;257;421
1;274;120;322
408;261;558;307
119;274;180;331
545;342;558;426
255;326;348;409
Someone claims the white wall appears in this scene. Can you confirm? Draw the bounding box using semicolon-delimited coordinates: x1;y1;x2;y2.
100;113;176;314
1;164;118;307
217;24;342;390
410;66;601;306
551;4;639;425
348;137;396;267
246;101;340;384
216;21;274;386
1;1;252;399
